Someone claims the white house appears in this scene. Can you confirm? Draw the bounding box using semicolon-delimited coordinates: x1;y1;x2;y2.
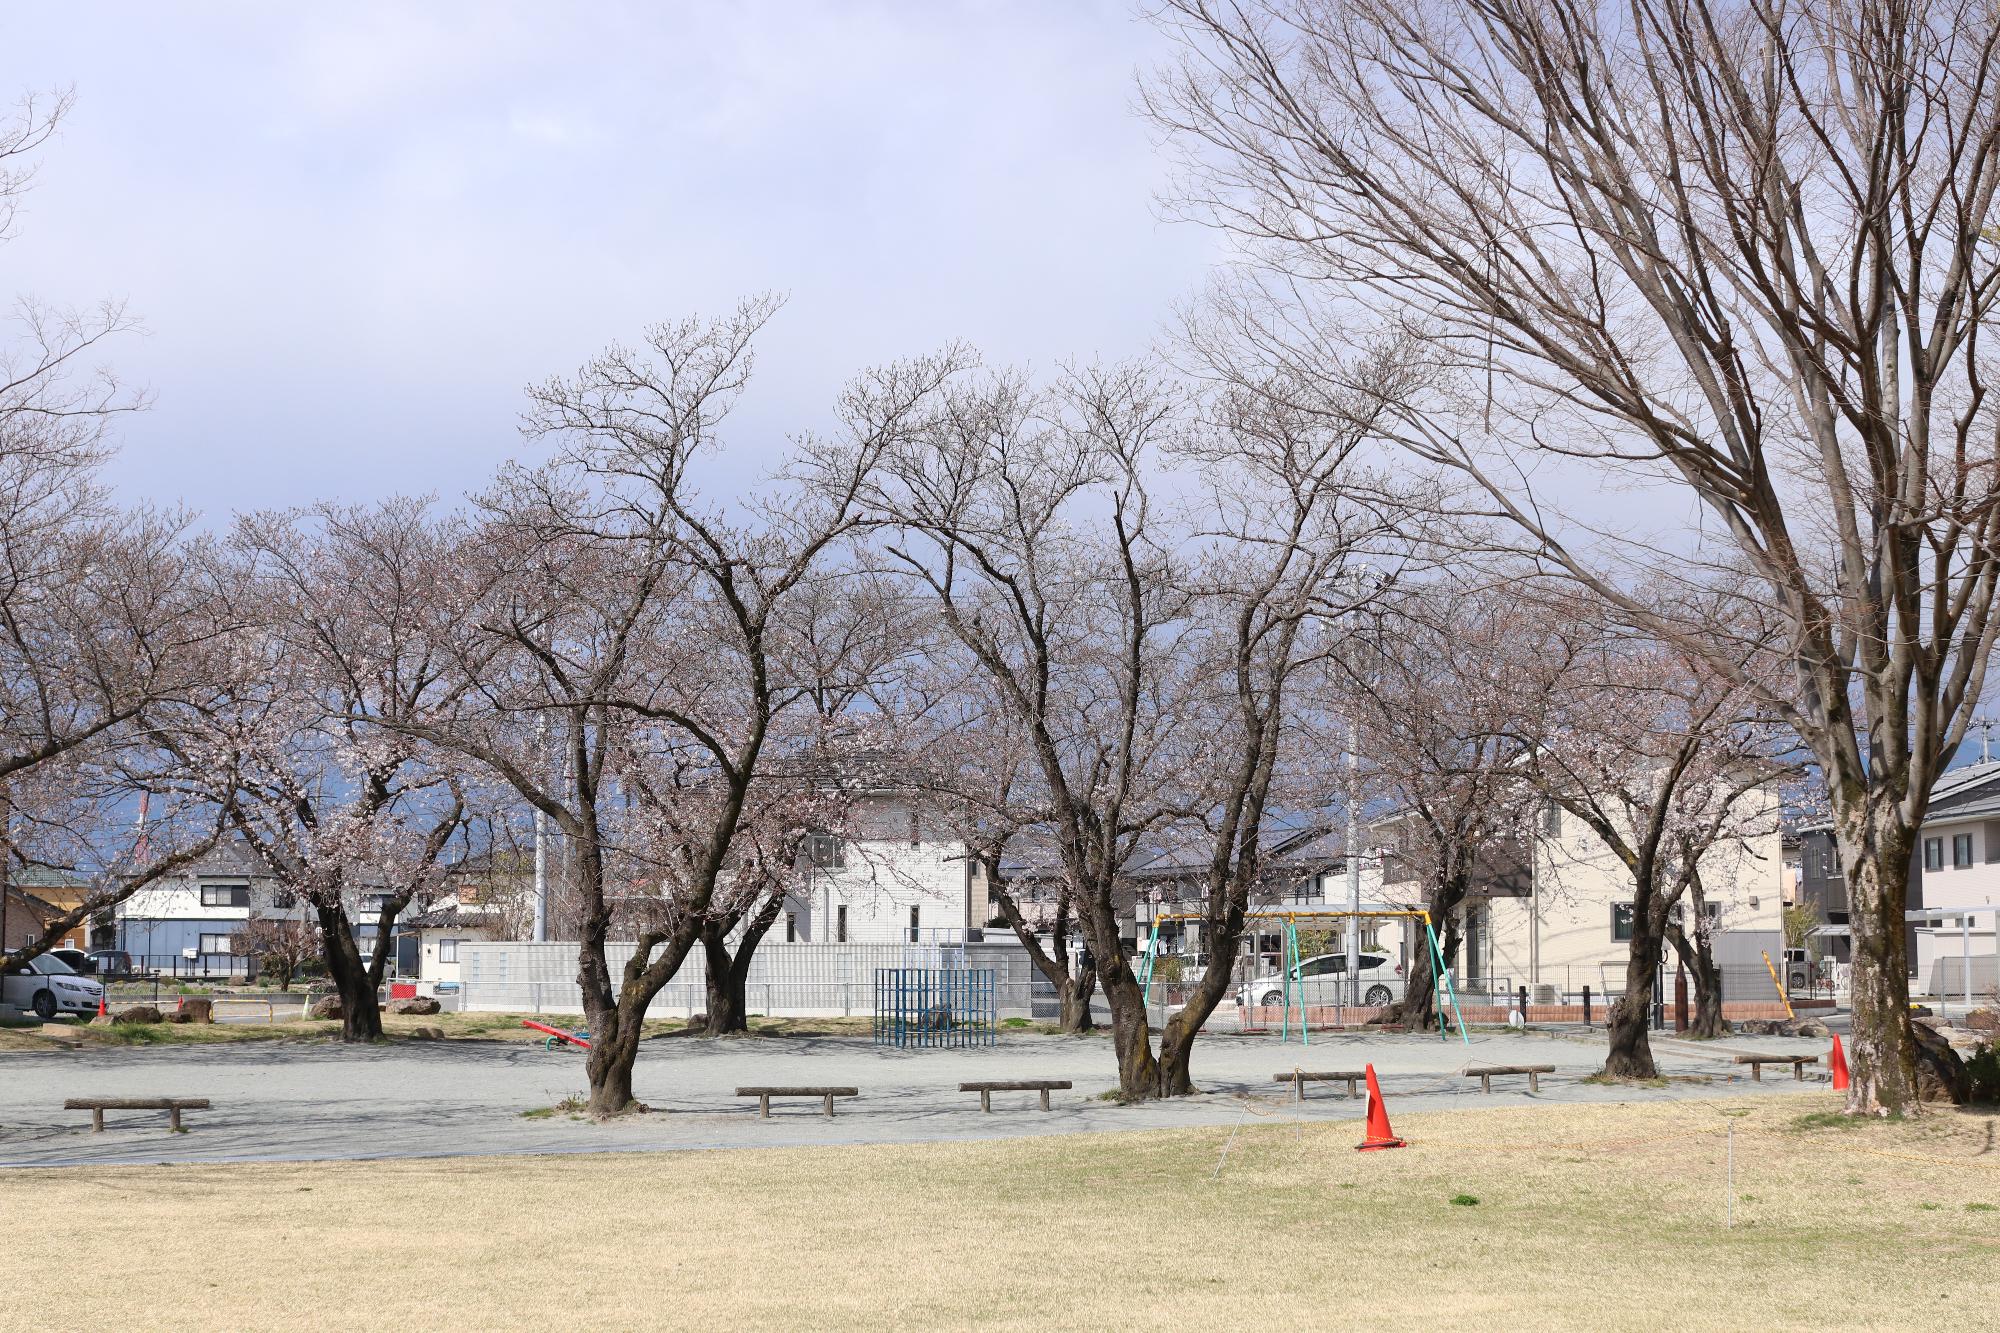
116;843;298;978
1898;760;2000;997
783;791;976;945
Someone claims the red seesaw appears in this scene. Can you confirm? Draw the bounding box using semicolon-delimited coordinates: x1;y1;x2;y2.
522;1019;591;1049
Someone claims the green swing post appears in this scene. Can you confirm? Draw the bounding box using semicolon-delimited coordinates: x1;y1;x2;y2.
1281;917;1311;1046
1137;918;1161;1009
1423;914;1470;1047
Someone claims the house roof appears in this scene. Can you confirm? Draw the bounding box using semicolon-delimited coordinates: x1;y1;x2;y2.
1921;760;2000;824
403;907;501;930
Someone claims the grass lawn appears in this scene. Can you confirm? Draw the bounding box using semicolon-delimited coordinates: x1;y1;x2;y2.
10;1095;1997;1329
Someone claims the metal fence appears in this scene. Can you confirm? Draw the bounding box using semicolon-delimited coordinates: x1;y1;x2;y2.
873;968;996;1048
459;940;1037;1018
123;952;256;981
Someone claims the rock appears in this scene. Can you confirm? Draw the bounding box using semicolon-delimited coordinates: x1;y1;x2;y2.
176;997;214;1023
1779;1017;1831;1039
386;997;439;1015
307;995;342;1020
167;1010;193;1024
1913;1019;1971;1105
1965;1007;2000;1034
89;1013;117;1026
1735;1019;1780;1035
111;1005;163;1025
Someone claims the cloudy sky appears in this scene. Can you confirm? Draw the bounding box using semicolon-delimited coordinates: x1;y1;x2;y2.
0;2;1218;516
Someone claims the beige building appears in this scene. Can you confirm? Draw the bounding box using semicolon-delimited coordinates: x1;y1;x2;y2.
1460;795;1786;1001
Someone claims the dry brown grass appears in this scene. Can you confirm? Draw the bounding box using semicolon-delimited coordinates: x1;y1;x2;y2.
10;1095;1997;1329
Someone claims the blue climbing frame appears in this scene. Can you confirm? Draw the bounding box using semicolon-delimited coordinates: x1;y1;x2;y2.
872;967;997;1049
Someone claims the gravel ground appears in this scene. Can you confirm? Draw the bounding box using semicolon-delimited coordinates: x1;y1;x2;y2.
0;1027;1837;1168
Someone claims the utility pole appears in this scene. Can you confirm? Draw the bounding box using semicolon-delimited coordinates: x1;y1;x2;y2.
1346;710;1362;1006
1344;564;1374;1008
532;714;548;944
1975;715;1998;763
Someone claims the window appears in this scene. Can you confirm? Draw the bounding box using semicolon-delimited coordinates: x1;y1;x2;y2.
272;887;297;908
437;939;460;964
836;905;848;944
1953;834;1974;869
809;834;845;869
198;932;233;955
909;905;921;943
360;894;390;915
1924;838;1944;871
1541;801;1562;835
786;912;797;944
1611;903;1635;941
908;808;921;849
199;883;249;907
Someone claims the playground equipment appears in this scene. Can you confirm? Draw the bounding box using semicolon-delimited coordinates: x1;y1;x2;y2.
1143;908;1469;1046
872;967;996;1048
522;1018;590;1050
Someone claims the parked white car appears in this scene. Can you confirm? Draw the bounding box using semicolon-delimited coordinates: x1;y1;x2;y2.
1237;952;1404;1009
2;951;105;1021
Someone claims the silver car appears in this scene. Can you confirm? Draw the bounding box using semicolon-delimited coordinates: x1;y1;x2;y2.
2;951;105;1021
1237;952;1405;1009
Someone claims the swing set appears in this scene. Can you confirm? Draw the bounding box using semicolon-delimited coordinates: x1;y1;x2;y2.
1135;908;1469;1047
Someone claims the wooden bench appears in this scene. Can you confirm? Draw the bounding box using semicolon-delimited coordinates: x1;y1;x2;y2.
960;1079;1071;1111
65;1097;211;1132
736;1086;858;1118
1464;1064;1556;1094
1273;1070;1365;1100
1734;1054;1819;1082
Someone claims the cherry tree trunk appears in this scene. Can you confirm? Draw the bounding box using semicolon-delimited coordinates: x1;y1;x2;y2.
314;904;382;1043
1837;814;1923;1113
1603;920;1663;1079
700;928;751;1036
1093;942;1160;1098
584;1010;644;1117
1390;897;1462;1031
1670;928;1727;1040
1056;971;1097;1034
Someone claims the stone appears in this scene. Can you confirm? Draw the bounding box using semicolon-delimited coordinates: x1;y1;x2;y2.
386;997;440;1015
167;1010;193;1024
1735;1019;1780;1035
111;1005;164;1025
1965;1007;2000;1034
1778;1017;1831;1039
1913;1019;1971;1105
307;995;343;1020
176;997;214;1023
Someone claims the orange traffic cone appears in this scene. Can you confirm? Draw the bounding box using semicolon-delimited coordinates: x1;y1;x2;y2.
1355;1063;1406;1152
1829;1034;1850;1091
96;992;106;1018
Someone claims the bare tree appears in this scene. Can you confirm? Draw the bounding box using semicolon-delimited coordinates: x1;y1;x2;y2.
1151;0;2000;1112
163;502;473;1041
856;359;1394;1096
398;299;964;1114
1346;577;1538;1029
1509;596;1789;1077
0;89;234;969
239;913;317;991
